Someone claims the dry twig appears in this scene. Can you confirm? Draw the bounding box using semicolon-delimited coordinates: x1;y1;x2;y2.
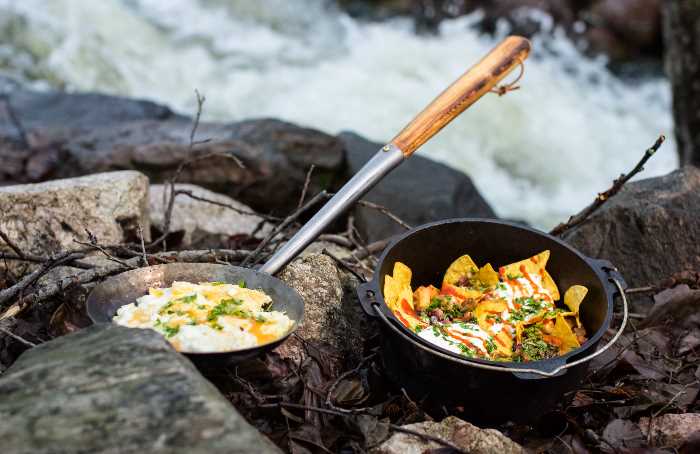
0;230;25;259
550;135;665;236
242;190;329;267
259;402;468;453
0;249;251;320
298;164;316;209
0;252;86;308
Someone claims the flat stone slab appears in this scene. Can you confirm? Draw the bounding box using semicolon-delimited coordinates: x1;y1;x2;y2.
0;324;280;454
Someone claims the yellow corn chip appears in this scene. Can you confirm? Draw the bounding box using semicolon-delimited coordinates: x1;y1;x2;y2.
551;313;580;354
564;285;587;327
393;262;412;287
477;263;500;288
500;250;560;301
443;254;478;287
383;275;401;312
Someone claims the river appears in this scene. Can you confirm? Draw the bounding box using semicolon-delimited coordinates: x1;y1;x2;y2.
0;0;678;228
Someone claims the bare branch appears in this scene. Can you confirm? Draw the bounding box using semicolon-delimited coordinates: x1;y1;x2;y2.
298;164;316;209
550;135;666;236
0;230;26;259
242;190;329;267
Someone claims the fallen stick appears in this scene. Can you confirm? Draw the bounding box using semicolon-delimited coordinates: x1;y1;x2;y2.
0;249;250;320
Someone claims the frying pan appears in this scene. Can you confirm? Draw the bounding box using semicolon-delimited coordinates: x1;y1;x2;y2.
356;219;629;423
86;36;532;364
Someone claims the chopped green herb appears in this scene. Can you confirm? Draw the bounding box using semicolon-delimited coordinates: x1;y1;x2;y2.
176;294;197;303
485;338;497;354
210;281;226;286
238;279;246;288
517;326;558;361
506;273;522;280
209;322;224;331
162;325;180;337
457;343;475;357
414;325;424;334
208;298;249;321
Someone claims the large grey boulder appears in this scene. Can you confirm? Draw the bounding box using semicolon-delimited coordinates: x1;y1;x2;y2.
0;324;280;453
338;131;495;242
0;171;150;272
149;183;270;249
0;87;345;215
371;416;524;454
562;167;700;289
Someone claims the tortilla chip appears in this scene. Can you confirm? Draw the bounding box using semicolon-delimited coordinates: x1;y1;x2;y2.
551;313;580;354
475;299;508;328
393;262;412;287
564;285;587;327
500;250;560;301
443;254;478;287
477;263;499;288
515;322;524;344
383;275;401;311
397;285;414;312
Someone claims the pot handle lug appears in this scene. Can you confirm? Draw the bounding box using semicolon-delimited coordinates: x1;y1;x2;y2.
357;281;380;318
372;279;629;378
587;258;628;295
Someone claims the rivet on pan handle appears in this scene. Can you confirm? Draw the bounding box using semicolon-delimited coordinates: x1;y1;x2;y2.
372;278;629;378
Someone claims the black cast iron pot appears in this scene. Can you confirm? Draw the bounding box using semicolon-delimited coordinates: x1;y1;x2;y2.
357;218;628;424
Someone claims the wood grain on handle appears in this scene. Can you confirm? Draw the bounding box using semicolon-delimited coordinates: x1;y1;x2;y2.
391;36;531;156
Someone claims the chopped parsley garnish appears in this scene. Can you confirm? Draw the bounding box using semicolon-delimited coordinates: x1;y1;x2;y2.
207;298;249;321
162;325;180;337
485;314;503;323
485;338;497;354
497;283;507;290
209;322;224;331
414;325;424;334
210;281;226;286
457;343;475;357
238;279;246;288
177;294;197;303
506;273;522;280
510;297;544;321
516;326;558;361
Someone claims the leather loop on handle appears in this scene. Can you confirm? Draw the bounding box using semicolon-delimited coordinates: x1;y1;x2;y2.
391;36;531;156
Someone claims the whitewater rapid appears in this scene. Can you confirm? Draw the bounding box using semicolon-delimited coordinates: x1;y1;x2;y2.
0;0;678;228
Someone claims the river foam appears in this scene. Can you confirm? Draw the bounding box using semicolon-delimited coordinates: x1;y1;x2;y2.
0;0;678;228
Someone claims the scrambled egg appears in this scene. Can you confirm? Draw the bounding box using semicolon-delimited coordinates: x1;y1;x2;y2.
113;281;294;353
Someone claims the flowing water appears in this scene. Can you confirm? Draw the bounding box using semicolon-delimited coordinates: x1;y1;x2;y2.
0;0;678;228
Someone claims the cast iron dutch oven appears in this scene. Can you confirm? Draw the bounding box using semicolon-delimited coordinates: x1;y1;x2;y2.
357;218;629;423
86;37;533;365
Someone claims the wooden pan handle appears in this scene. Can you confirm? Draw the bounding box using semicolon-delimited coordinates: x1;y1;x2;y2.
391;36;531;156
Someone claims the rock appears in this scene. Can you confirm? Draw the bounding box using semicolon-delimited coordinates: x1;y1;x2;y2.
149;183;270;249
0;171;150;272
590;0;661;49
601;419;646;451
371;416;524;454
0;324;281;453
0;86;346;214
639;413;700;449
562;167;700;290
277;253;373;363
338;131;495;243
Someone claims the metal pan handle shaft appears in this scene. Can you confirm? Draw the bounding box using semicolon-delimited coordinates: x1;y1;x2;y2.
260;36;532;275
